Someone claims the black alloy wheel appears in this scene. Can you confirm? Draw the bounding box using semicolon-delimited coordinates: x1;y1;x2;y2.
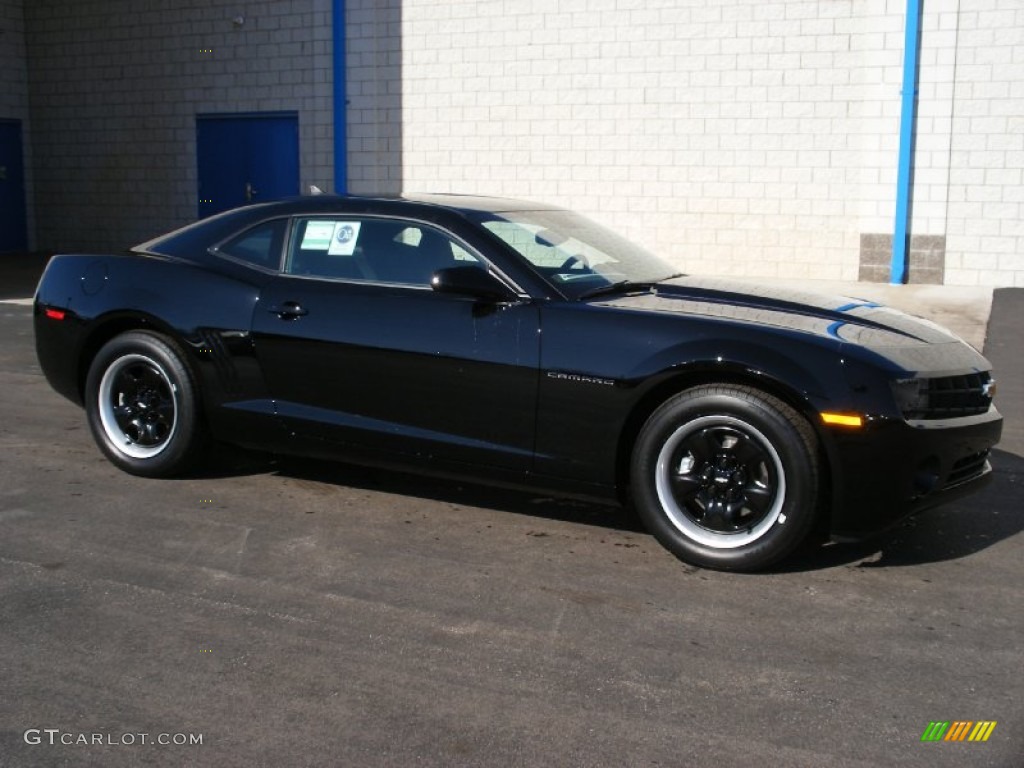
631;384;820;571
85;331;204;477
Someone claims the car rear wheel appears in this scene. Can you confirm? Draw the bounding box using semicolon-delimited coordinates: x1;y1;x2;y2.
85;330;203;477
631;384;820;571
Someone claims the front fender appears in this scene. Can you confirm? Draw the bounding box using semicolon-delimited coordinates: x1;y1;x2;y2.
534;303;858;485
624;335;850;414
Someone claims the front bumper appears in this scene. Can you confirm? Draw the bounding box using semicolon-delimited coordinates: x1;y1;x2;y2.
825;407;1003;540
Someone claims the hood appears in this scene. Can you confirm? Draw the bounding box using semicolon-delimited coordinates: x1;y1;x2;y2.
599;276;955;343
596;276;991;373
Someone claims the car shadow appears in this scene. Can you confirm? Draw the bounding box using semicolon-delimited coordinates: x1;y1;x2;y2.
194;444;1021;572
775;447;1024;572
194;444;645;534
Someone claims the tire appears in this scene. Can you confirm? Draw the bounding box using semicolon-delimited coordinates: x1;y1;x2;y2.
631;384;820;572
85;330;204;477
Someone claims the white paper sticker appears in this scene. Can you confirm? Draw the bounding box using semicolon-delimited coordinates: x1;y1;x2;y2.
328;222;361;256
300;221;336;251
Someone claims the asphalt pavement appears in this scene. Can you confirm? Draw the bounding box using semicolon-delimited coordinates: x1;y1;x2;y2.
1;253;1021;767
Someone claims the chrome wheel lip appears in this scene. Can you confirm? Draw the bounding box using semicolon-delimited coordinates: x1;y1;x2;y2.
97;353;179;459
654;415;786;549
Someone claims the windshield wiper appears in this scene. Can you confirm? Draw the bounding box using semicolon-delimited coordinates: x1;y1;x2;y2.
577;274;683;301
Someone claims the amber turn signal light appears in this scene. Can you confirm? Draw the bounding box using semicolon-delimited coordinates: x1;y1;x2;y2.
820;412;864;428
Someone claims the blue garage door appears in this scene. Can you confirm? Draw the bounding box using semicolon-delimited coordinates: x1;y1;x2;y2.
196;112;300;219
0;120;28;253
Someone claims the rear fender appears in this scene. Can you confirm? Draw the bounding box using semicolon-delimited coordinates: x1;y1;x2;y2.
35;253;265;415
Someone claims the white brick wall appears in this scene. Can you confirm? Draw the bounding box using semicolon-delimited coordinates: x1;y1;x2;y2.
15;0;1024;284
345;0;402;193
944;3;1024;287
25;0;334;252
387;0;1024;287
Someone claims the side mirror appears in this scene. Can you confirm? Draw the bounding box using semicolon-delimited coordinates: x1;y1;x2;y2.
430;266;517;303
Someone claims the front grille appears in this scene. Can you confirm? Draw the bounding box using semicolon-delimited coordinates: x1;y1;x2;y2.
900;372;993;420
945;450;991;488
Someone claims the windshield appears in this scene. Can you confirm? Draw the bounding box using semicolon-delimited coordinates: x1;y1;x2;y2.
470;208;680;299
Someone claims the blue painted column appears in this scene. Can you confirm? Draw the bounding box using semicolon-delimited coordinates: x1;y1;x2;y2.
891;0;923;284
333;0;348;193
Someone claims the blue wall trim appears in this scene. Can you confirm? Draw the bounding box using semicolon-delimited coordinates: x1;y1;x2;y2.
891;0;922;284
333;0;347;193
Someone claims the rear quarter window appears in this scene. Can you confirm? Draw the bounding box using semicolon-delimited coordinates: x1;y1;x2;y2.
215;219;287;270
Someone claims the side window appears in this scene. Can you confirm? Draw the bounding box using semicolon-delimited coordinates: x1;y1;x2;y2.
216;219;287;270
285;217;483;285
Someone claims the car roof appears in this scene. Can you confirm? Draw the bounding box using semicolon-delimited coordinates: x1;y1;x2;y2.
249;192;565;217
221;192;564;218
392;192;564;213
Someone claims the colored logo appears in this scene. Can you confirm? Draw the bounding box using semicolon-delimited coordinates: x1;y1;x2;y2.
921;721;997;742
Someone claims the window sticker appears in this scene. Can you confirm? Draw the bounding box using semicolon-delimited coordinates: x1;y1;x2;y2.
328;222;361;256
300;221;336;251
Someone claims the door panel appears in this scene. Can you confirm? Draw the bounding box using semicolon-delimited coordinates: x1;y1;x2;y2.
196;113;299;218
251;278;540;471
0;120;27;253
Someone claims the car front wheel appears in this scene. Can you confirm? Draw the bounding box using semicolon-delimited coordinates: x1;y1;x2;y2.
85;330;203;477
631;384;820;571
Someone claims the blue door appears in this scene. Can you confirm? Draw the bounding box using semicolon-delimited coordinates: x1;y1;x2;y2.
0;120;28;253
196;112;300;218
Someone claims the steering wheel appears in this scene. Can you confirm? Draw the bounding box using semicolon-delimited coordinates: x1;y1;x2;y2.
559;254;590;271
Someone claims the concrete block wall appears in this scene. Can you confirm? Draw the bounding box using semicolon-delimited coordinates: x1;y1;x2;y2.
0;0;29;126
944;3;1024;287
14;0;1023;284
24;0;334;252
0;0;33;248
392;0;1023;287
345;0;402;194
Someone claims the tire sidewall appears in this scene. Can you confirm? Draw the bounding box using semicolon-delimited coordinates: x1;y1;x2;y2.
85;331;200;477
632;387;818;571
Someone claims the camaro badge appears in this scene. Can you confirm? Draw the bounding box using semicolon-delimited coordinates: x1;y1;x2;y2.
546;371;616;387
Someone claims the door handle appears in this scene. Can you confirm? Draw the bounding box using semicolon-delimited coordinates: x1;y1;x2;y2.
267;301;309;320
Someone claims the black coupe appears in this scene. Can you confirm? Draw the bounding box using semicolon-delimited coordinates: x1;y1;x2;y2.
34;195;1002;570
